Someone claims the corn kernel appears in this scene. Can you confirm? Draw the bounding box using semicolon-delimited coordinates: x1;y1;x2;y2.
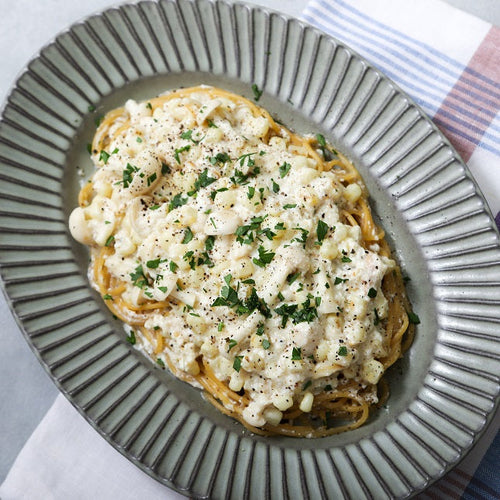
320;240;338;260
231;258;254;279
299;392;314;413
344;183;362;203
272;394;293;411
263;406;283;426
229;373;244;392
362;359;384;384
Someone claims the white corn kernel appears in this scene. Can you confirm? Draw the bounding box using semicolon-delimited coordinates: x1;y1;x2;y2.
185;359;200;376
200;339;218;357
204;209;241;236
68;207;93;245
229;373;244;392
214;189;237;209
204;126;224;143
263;406;283;426
362;359;385;384
333;225;348;243
268;136;287;150
272;394;293;411
299;392;314;413
316;340;330;362
344;183;362;203
230;258;254;279
319;240;338;260
174;205;197;227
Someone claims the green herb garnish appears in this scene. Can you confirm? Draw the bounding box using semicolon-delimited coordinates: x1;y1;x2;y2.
233;355;243;372
252;83;263;101
337;346;348;356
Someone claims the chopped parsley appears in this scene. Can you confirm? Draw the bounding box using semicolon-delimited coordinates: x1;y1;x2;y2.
235;215;268;245
233;355;243;372
212;275;271;318
408;311;421;325
99;150;110;164
316;220;329;243
291;347;302;360
161;162;171;175
279;162;291;178
252;245;275;267
168;193;188;211
209;152;231;165
283;203;297;209
236;152;256;167
146;258;162;269
337;346;348;356
156;358;165;368
104;235;115;247
287;272;300;285
292;227;309;247
130;265;148;289
231;166;259;185
180;129;204;144
341;256;352;263
169;260;178;272
251;83;263;101
188;168;217;195
227;339;238;352
147;172;157;187
334;277;348;285
271;178;280;193
103;294;113;300
262;339;270;350
210;187;228;201
205;235;215;251
174;144;191;164
316;133;338;158
126;330;136;345
120;163;139;188
274;295;319;327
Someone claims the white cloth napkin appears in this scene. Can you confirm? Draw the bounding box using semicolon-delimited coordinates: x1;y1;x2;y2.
0;394;184;500
303;0;500;224
2;1;499;499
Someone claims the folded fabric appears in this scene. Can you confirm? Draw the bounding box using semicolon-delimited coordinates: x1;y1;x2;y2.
0;394;183;500
1;1;499;499
303;0;500;230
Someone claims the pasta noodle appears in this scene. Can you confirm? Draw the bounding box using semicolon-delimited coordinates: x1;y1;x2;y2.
69;86;415;437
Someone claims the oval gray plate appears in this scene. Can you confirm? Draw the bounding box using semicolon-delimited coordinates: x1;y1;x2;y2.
0;0;499;498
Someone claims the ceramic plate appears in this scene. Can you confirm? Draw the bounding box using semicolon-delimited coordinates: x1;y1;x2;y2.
0;0;499;498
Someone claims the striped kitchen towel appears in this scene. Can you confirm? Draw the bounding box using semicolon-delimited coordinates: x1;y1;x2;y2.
302;1;500;498
303;0;500;233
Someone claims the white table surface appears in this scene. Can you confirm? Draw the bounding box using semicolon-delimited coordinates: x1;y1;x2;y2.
0;0;498;487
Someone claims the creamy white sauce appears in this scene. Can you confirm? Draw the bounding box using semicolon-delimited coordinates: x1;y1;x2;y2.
70;88;394;428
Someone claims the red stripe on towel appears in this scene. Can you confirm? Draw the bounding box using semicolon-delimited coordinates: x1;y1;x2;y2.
433;26;500;162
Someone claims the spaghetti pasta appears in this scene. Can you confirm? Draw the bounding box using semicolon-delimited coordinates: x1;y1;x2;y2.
69;86;415;437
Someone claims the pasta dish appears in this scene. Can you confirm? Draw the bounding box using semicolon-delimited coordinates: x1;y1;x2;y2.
69;86;415;437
